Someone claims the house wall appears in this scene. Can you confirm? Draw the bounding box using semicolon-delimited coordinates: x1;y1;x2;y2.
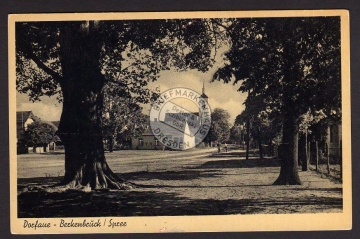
131;135;162;150
326;123;342;158
27;145;50;154
24;118;34;130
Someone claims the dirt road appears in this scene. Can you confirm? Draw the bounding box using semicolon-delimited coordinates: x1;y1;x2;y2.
17;149;343;217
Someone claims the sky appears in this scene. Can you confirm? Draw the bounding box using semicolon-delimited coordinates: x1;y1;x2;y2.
146;68;247;123
16;48;247;124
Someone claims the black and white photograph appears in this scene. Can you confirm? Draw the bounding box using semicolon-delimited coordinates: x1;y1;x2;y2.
9;11;351;233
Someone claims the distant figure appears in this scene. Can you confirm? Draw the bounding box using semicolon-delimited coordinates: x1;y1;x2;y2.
224;143;228;152
217;143;221;153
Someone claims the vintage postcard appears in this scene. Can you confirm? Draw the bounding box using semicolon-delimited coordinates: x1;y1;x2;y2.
9;10;351;234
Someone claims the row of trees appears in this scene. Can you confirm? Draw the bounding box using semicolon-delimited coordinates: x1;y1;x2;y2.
205;108;231;145
16;16;341;189
230;106;282;160
214;17;341;184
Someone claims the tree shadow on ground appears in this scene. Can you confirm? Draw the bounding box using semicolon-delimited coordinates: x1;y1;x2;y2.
197;158;281;169
43;152;65;155
18;187;342;218
281;188;342;193
210;151;260;158
120;169;222;181
18;168;223;190
18;177;61;191
18;173;342;218
136;184;276;189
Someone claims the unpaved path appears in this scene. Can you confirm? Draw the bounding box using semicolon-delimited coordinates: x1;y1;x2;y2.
17;149;342;217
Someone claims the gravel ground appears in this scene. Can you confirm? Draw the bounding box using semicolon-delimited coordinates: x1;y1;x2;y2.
17;149;343;217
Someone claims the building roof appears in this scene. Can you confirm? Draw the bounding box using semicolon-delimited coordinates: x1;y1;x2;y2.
201;80;208;99
16;111;33;124
43;121;59;131
16;111;57;138
17;111;35;138
201;93;208;99
16;111;42;125
51;121;60;129
141;127;155;136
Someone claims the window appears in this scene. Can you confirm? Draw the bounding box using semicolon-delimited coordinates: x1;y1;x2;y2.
138;138;144;146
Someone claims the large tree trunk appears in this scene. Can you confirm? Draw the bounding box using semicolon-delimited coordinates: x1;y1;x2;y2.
298;133;305;166
108;136;114;152
326;143;331;175
55;22;132;190
273;111;302;185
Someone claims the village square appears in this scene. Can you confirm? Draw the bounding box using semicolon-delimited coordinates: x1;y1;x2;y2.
14;16;344;218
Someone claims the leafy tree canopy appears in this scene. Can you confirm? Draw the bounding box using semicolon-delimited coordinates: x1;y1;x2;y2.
20;121;59;147
214;17;341;121
16;20;224;104
207;108;231;143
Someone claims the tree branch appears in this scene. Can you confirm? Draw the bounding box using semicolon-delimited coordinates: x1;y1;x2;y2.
16;26;61;83
210;19;230;30
24;50;63;83
106;78;131;89
16;35;62;85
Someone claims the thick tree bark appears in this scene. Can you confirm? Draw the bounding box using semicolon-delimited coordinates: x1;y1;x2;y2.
273;44;302;185
108;136;114;152
298;134;305;166
273;111;302;185
55;22;132;190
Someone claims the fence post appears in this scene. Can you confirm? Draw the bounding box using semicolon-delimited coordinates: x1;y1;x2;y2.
302;132;309;171
326;143;331;175
308;141;311;168
316;141;319;172
340;140;342;180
